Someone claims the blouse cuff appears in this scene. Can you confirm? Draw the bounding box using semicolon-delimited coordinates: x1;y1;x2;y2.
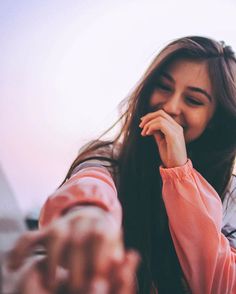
159;159;193;180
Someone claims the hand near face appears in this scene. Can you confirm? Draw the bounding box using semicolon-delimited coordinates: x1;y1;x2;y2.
139;110;188;168
7;207;140;294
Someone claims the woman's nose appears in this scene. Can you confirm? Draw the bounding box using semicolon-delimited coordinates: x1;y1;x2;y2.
162;95;182;116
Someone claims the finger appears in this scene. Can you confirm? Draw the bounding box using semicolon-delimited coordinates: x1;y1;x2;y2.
110;250;140;294
88;232;110;277
80;224;123;292
69;234;111;294
142;117;176;138
146;120;184;144
139;110;163;128
125;250;140;274
19;259;50;294
66;217;108;292
36;258;69;294
141;117;164;136
140;109;177;128
44;228;71;290
85;224;124;294
117;251;140;294
68;231;91;293
110;264;135;294
91;225;124;277
68;236;107;294
7;230;48;270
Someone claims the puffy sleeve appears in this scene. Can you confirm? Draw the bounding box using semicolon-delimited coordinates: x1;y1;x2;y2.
39;164;122;230
159;159;236;294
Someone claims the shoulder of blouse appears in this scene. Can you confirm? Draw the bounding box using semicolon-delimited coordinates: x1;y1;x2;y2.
70;142;121;181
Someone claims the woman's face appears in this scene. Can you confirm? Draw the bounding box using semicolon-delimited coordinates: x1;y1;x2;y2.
149;59;217;143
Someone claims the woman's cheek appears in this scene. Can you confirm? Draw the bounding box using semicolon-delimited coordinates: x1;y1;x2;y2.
184;122;207;143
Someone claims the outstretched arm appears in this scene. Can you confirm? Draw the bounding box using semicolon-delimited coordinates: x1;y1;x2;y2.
8;165;139;294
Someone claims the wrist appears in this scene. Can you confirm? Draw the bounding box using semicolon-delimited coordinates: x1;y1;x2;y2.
159;159;193;180
163;158;188;168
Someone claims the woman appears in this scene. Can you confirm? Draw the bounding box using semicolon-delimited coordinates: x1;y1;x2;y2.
8;36;236;293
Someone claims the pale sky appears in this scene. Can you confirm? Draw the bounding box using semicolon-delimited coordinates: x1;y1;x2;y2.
1;0;236;214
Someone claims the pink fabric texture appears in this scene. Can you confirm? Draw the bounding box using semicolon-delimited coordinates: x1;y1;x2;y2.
39;166;122;229
160;160;236;294
39;160;236;293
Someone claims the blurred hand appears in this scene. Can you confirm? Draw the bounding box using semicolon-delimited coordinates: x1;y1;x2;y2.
7;206;140;293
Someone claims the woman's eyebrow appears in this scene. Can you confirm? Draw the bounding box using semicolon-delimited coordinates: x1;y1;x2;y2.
187;86;212;101
161;72;174;82
161;72;212;102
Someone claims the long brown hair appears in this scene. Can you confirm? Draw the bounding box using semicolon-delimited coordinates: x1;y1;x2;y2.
61;36;236;293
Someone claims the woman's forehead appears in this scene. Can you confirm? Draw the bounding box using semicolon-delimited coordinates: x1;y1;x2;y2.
162;59;212;91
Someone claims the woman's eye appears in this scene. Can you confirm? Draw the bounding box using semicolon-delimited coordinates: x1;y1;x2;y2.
186;97;204;106
156;83;171;92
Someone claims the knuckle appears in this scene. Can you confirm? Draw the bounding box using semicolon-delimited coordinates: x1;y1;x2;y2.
50;227;65;241
156;117;162;123
159;109;165;115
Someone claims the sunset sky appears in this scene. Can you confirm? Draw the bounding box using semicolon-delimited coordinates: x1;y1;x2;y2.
1;0;236;214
